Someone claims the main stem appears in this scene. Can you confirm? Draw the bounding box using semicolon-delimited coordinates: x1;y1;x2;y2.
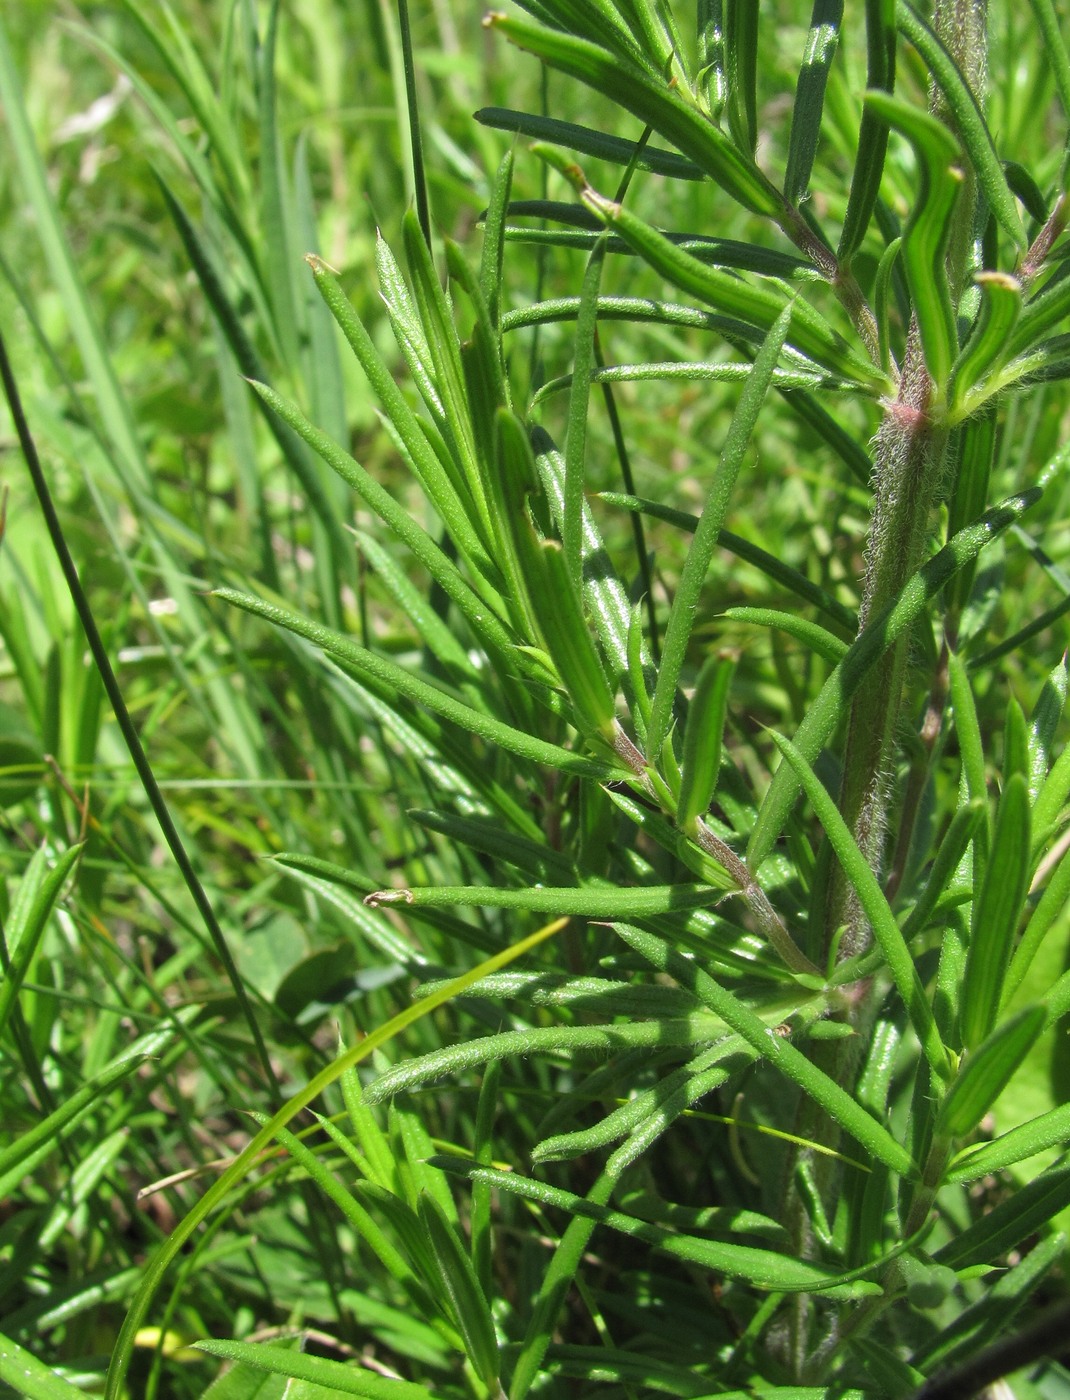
791;4;989;1377
829;0;988;954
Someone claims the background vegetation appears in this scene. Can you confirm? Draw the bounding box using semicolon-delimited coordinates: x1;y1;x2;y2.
1;0;1070;1396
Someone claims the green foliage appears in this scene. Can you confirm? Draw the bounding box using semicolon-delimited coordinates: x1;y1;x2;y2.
2;0;1070;1397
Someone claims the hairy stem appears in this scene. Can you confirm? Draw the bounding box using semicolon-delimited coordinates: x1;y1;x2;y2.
828;0;988;952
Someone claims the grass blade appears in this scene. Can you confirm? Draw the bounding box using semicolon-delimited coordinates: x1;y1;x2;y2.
0;330;277;1092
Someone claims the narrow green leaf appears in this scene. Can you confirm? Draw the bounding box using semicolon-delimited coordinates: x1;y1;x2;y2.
602;493;857;630
401;214;488;531
1028;654;1069;800
897;801;984;943
945;409;997;615
649;306;793;762
948;1103;1070;1182
961;772;1031;1049
363;882;721;918
534;430;631;680
243;380;511;655
257;0;301;370
475;107;703;180
485;12;782;216
912;1231;1064;1374
0;844;78;1041
950;273;1024;415
363;1016;727;1104
697;0;727;117
531;539;619;741
0;1013;193;1199
104;920;567;1397
431;1158;883;1296
1002;698;1030;787
1003;843;1070;1006
724;608;849;664
307;257;497;578
937;1005;1046;1138
897;0;1028;250
480;149;514;329
747;491;1037;871
508;1169;615;1400
354;531;475;681
376;232;443;420
725;0;759;158
418;1195;500;1388
1034;737;1070;845
948;650;988;814
195;1339;435;1399
564;235;607;585
839;0;896;263
934;1160;1070;1269
0;1330;87;1400
214;586;615;780
247;1113;434;1313
534;1038;754;1162
864;92;962;390
579;188;885;389
613;923;917;1175
1027;0;1070;122
769;733;950;1081
784;0;844;205
678;656;736;831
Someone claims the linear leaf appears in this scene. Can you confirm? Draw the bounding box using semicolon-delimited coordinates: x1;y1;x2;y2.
649;306;793;762
864;92;962;389
724;608;849;664
725;0;759;158
769;732;950;1082
613;923;917;1175
678;656;736;831
418;1194;500;1388
363;1017;727;1104
839;0;896;263
579;188;886;389
934;1160;1070;1269
937;1006;1047;1138
195;1339;434;1399
485;11;782;216
0;1330;88;1400
214;586;615;780
245;382;516;659
475;106;703;179
784;0;844;205
948;1104;1070;1182
363;882;722;918
430;1158;883;1296
897;0;1028;250
960;772;1031;1049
